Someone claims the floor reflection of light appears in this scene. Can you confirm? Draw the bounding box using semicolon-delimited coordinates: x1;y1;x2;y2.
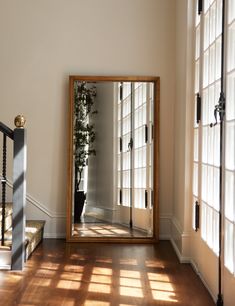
151;289;178;302
111;229;128;234
70;254;86;261
119;259;137;265
62;299;75;306
93;267;112;276
88;283;111;293
150;280;174;291
84;301;110;306
147;272;178;303
40;262;60;270
145;260;165;268
103;226;115;229
34;277;51;287
35;269;56;277
96;230;115;235
61;272;83;281
120;270;140;278
148;272;170;282
120;286;143;298
96;258;113;264
57;280;80;290
90;274;112;284
120;277;141;288
64;265;84;273
89;227;102;230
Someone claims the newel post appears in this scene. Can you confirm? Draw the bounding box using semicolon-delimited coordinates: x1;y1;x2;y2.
11;115;27;270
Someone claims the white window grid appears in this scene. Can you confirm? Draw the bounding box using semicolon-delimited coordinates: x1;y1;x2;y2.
117;82;153;209
192;0;222;255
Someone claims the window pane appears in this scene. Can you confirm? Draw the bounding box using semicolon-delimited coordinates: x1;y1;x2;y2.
227;22;235;72
225;171;235;221
194;129;199;161
193;162;198;196
228;0;235;24
225;121;235;171
213;211;219;254
226;72;235;121
225;220;234;273
207;206;213;248
202;202;207;241
202;165;208;202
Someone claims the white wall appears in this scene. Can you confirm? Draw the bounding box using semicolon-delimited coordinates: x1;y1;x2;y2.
86;82;115;222
0;0;176;238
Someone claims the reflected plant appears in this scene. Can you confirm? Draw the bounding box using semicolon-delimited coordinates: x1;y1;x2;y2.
74;81;97;191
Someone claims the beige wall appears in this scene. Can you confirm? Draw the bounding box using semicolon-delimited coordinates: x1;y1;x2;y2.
86;82;115;222
0;0;176;237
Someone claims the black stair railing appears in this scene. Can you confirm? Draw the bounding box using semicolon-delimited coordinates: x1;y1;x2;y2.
0;122;14;246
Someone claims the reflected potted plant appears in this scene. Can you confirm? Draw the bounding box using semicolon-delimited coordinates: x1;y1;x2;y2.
73;81;97;222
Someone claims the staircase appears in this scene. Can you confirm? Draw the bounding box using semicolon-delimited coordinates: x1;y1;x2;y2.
0;203;45;268
0;117;45;270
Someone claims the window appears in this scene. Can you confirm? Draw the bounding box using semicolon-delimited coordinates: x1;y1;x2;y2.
193;0;235;274
193;0;222;255
117;82;153;209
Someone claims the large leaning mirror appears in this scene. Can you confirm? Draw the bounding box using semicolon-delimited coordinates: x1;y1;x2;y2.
66;76;160;242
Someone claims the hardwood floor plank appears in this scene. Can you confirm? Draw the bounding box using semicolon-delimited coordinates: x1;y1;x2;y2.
0;240;214;306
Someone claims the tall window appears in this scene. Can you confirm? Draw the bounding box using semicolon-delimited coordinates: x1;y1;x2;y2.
193;0;235;275
224;0;235;274
193;0;222;255
117;82;153;209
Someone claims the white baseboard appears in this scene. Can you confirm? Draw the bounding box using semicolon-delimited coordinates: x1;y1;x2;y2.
170;237;191;263
190;259;217;303
169;238;216;303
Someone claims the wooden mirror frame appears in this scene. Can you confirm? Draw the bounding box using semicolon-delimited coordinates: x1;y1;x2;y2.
66;76;160;243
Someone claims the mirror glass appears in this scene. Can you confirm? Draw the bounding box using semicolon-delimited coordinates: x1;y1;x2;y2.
67;76;159;241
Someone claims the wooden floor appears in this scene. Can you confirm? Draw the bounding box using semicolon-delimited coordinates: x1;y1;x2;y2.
73;222;150;238
0;240;214;306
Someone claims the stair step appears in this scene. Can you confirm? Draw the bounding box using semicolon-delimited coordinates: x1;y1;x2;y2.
0;220;45;268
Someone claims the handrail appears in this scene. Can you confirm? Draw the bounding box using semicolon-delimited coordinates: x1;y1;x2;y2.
0;122;14;140
1;116;27;270
0;121;13;247
0;121;15;247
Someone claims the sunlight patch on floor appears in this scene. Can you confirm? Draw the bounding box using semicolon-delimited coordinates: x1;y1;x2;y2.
64;264;84;273
60;272;83;281
88;283;111;294
84;301;110;306
96;258;113;264
120;286;143;298
35;268;56;277
145;260;165;268
40;262;60;270
120;277;142;288
90;274;112;284
151;289;178;302
120;269;140;278
93;267;112;276
119;258;137;265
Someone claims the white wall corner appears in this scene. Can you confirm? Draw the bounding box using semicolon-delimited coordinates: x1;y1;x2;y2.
84;204;115;223
159;214;172;240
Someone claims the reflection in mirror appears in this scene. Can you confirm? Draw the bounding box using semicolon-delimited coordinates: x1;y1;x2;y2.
67;76;159;241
